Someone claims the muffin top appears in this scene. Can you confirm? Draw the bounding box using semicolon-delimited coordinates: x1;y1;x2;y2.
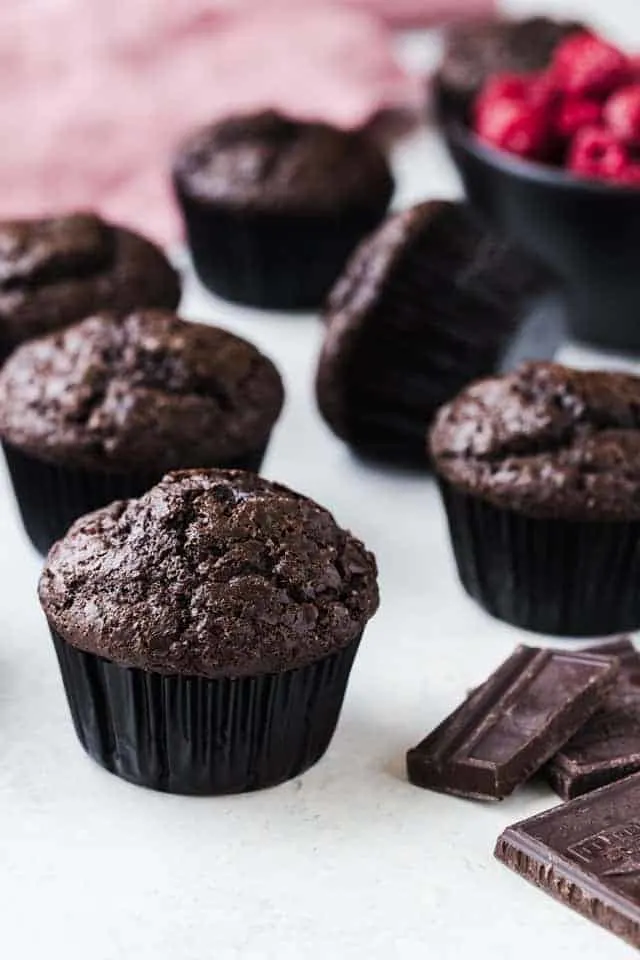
0;310;284;472
437;16;584;106
39;469;379;678
316;200;543;444
430;362;640;520
173;110;394;213
0;213;181;359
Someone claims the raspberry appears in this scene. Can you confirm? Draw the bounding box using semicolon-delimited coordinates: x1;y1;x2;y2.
568;126;629;181
474;71;553;160
617;164;640;186
554;97;602;139
477;73;529;105
476;96;548;159
527;70;560;111
604;85;640;144
552;32;630;99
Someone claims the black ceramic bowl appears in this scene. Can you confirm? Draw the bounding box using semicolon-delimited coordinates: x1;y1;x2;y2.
444;116;640;351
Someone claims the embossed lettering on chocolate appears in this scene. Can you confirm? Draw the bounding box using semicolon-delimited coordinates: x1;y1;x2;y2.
407;646;618;800
0;213;181;360
495;773;640;949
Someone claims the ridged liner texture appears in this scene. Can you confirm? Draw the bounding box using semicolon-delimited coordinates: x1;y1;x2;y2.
4;441;267;555
438;479;640;637
331;230;529;465
175;187;389;310
51;628;361;795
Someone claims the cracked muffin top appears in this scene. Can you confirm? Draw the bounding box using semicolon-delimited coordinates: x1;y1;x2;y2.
0;310;284;472
173;110;394;213
0;213;181;360
38;469;379;677
430;362;640;520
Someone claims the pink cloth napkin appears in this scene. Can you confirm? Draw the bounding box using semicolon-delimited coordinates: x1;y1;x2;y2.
0;0;495;244
343;0;496;27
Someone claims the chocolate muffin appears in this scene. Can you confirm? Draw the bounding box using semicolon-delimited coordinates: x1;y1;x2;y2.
0;213;181;361
173;111;394;309
0;310;284;553
38;468;379;794
430;362;640;636
316;200;546;466
435;16;584;121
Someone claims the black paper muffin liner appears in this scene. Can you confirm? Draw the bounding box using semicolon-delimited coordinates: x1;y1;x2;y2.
321;219;554;467
438;479;640;637
50;628;361;795
3;441;267;556
175;186;387;310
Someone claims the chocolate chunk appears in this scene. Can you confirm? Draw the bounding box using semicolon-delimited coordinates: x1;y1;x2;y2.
495;773;640;949
406;646;618;800
546;639;640;800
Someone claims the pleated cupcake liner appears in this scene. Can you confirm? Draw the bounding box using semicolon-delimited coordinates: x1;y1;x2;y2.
341;360;516;467
50;628;362;795
331;226;554;467
438;479;640;637
175;185;387;310
344;409;436;467
3;441;267;556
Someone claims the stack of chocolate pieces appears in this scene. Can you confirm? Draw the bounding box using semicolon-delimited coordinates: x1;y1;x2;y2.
544;639;640;800
407;638;640;949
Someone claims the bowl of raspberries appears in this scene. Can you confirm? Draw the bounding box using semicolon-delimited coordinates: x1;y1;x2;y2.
445;29;640;350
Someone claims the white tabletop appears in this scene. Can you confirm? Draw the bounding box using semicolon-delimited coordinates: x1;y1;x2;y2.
3;3;640;959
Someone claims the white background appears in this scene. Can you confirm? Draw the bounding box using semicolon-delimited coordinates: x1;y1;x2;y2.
2;2;640;958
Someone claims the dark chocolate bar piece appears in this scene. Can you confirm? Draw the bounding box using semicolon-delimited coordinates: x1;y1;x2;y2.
545;638;640;800
406;645;618;800
495;773;640;949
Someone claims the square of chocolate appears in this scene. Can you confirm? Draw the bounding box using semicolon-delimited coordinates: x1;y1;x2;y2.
496;773;640;949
